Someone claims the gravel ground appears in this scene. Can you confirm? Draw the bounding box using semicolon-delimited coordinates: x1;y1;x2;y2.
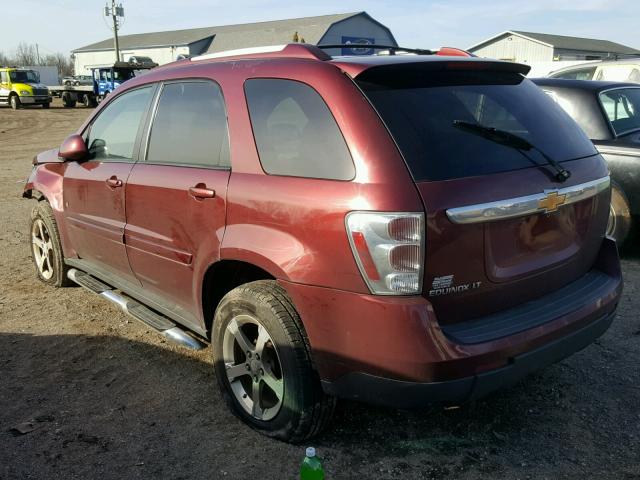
0;101;639;480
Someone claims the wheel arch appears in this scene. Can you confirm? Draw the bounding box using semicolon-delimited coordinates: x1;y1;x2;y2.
201;258;276;337
23;166;65;212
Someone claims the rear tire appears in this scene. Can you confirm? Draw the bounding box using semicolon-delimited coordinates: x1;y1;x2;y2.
82;94;97;108
29;202;72;287
42;102;50;109
606;184;631;246
212;280;335;443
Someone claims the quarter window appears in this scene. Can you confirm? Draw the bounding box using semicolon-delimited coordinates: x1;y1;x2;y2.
86;86;154;162
244;79;355;180
146;81;230;168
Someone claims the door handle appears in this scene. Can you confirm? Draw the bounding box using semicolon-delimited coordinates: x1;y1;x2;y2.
106;176;123;188
189;185;216;199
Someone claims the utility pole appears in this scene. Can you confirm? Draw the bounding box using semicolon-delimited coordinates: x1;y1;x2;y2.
35;43;40;64
105;1;124;63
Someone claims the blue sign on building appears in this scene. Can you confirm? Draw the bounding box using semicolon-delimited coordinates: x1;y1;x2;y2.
341;36;375;55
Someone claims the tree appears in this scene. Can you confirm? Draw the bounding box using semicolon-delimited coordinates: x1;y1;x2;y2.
0;43;74;78
15;42;37;65
41;53;74;77
0;51;10;66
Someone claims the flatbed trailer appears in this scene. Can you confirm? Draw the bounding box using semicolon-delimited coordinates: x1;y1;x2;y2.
48;62;157;108
48;85;97;108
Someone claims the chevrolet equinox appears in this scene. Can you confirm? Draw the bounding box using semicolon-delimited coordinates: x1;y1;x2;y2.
24;44;622;442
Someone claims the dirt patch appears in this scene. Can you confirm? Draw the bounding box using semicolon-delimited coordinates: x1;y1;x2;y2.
1;100;639;479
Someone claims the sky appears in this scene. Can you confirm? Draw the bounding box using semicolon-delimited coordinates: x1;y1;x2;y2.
3;0;639;57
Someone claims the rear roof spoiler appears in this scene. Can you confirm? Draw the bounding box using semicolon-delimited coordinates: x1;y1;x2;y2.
344;58;531;79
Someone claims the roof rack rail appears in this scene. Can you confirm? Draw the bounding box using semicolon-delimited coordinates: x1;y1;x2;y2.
191;44;331;62
317;44;435;55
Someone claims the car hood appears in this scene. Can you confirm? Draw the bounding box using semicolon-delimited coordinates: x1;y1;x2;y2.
14;82;48;91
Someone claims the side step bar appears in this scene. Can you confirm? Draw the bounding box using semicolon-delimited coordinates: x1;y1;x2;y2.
67;268;204;350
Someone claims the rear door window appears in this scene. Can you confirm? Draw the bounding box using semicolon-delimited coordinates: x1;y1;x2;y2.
357;69;596;181
244;79;355;180
146;80;230;168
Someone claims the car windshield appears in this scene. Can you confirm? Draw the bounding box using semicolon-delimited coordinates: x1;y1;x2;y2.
357;68;596;181
599;88;640;136
9;70;39;83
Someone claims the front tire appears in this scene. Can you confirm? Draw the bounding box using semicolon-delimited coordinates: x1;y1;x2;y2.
606;184;631;246
212;281;335;443
29;202;72;287
61;91;77;108
10;94;21;110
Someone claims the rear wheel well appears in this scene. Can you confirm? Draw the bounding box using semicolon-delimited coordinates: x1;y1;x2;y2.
202;260;275;337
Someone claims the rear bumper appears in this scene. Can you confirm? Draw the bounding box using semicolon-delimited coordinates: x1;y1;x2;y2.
321;310;614;408
281;237;622;407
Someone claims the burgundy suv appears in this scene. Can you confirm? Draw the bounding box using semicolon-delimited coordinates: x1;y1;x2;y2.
24;44;622;442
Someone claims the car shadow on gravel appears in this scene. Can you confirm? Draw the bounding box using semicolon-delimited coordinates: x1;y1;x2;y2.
1;328;638;480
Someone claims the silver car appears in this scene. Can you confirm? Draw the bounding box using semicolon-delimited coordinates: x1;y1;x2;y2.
549;59;640;83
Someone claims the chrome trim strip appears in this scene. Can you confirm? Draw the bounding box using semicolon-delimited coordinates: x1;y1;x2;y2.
446;176;610;224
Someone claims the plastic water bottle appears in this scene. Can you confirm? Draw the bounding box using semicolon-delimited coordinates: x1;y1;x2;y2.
300;447;324;480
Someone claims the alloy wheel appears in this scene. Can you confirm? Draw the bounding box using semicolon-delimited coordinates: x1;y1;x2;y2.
222;314;284;421
32;218;54;280
606;204;616;237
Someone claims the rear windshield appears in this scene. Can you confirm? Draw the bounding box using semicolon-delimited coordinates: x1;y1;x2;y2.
599;88;640;136
357;69;597;181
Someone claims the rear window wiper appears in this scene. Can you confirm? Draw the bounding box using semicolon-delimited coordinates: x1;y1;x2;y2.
452;120;571;182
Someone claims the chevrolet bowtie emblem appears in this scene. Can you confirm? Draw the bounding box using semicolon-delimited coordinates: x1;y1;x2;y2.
538;191;567;213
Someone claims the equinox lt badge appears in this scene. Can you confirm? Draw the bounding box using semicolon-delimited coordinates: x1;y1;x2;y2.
429;275;482;297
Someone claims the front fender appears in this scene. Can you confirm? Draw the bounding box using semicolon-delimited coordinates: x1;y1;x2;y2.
23;163;65;210
23;162;76;258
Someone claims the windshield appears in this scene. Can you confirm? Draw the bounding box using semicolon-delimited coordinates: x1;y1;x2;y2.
599;88;640;136
357;69;596;181
113;69;135;81
9;70;39;83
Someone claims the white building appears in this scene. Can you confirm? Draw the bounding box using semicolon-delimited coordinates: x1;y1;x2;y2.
72;12;397;74
468;30;639;63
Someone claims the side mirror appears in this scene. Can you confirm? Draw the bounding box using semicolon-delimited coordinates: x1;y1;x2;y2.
59;134;89;162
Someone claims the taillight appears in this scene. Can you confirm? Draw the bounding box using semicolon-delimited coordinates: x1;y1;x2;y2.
345;212;425;295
